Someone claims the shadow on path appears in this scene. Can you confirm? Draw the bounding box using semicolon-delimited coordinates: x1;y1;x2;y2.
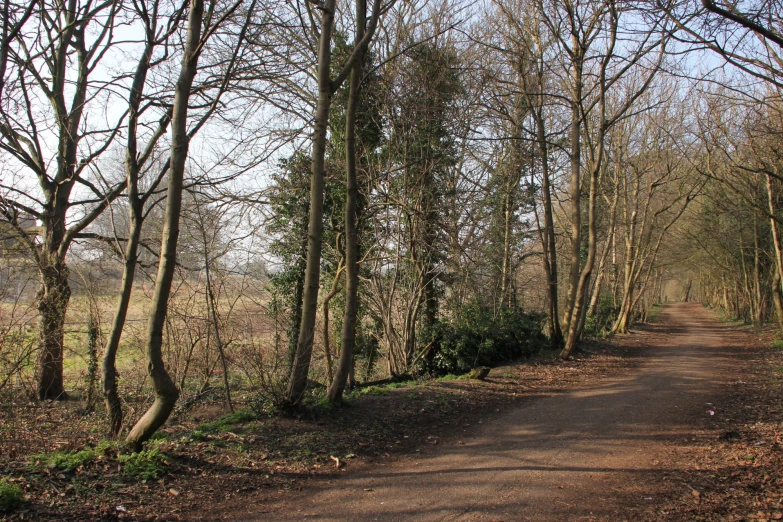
225;303;742;522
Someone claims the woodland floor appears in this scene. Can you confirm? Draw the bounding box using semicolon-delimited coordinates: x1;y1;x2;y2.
2;302;783;521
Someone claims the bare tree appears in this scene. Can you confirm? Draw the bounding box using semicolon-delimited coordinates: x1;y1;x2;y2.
0;0;129;399
126;0;245;449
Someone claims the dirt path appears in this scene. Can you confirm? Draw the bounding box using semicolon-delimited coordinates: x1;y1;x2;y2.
233;303;740;521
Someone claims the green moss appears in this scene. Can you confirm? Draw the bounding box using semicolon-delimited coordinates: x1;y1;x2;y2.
773;338;783;350
0;478;24;512
118;448;166;481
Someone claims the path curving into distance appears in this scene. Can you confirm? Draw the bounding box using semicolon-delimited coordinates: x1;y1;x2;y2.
233;303;740;521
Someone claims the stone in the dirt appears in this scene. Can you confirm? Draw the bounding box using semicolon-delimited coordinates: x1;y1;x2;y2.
467;367;490;380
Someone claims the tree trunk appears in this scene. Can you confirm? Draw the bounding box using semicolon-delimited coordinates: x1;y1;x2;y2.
682;279;692;302
102;199;142;437
126;0;205;450
562;93;583;335
321;259;344;385
328;0;364;402
587;185;619;324
499;183;514;308
36;259;70;400
766;174;783;330
539;132;562;346
286;0;337;405
204;249;233;413
561;157;600;359
101;13;174;434
752;213;763;325
531;105;563;346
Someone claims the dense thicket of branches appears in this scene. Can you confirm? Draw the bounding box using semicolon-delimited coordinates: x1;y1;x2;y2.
1;0;781;446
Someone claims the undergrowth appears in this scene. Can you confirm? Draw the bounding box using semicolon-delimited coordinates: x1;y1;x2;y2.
29;440;120;472
420;301;547;377
0;477;24;512
190;408;256;441
118;448;167;481
29;440;166;481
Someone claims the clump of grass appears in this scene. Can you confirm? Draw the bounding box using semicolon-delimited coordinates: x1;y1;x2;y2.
30;448;95;472
773;338;783;350
190;408;256;441
345;385;389;399
201;409;255;432
313;396;342;409
29;441;122;472
435;374;459;382
118;448;166;481
361;385;388;396
0;478;24;512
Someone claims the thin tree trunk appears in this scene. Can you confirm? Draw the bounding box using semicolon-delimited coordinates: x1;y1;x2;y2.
328;0;364;402
204;251;233;413
535;110;562;346
766;174;783;330
499;184;514;308
126;0;205;450
102;200;142;437
575;273;591;339
753;212;763;324
102;23;159;435
286;0;337;405
561;157;600;358
563;87;583;335
587;185;619;321
321;259;344;384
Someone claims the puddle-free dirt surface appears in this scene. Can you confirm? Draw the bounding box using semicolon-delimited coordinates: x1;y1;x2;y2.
222;303;739;521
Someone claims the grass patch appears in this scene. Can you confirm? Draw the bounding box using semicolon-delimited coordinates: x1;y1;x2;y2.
435;374;459;382
29;441;122;472
773;338;783;350
343;380;417;400
118;448;166;481
30;448;96;472
646;304;662;322
357;385;388;396
385;382;411;389
435;373;476;382
0;478;24;512
190;408;256;440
